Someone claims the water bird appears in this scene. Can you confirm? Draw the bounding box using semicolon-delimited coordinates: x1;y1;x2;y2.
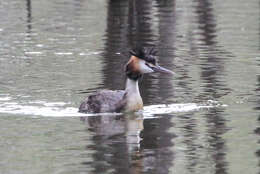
79;47;174;113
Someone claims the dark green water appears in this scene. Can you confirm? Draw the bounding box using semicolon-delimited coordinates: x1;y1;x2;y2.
0;0;259;173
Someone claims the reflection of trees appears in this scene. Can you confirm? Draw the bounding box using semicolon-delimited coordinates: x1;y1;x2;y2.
138;1;176;174
102;0;129;90
26;0;32;34
140;116;175;174
195;0;230;100
179;113;200;173
152;0;176;103
254;75;260;173
195;0;229;173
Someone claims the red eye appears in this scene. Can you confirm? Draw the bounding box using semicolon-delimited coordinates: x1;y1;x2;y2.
149;57;156;65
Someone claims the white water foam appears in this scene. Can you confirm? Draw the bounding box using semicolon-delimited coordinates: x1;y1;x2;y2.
0;96;121;117
142;102;224;118
0;96;226;118
0;96;12;101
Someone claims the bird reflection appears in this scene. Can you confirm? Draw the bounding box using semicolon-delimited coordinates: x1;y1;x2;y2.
81;114;144;174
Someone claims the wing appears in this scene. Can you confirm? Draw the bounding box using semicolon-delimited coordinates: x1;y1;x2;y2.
79;90;127;113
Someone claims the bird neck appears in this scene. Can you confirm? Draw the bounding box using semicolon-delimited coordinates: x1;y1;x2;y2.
125;78;140;96
124;78;143;111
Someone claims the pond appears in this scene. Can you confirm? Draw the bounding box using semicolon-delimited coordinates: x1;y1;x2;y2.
0;0;259;173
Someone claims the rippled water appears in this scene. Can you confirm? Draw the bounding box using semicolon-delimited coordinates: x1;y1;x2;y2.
0;0;259;173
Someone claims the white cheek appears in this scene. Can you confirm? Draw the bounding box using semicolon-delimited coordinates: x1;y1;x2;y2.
139;60;154;73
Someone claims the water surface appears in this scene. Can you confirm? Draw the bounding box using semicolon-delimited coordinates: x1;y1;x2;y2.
0;0;259;173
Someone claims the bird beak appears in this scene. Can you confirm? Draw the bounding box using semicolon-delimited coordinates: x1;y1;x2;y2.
151;65;175;75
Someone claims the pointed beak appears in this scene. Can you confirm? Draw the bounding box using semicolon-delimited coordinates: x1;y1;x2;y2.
152;65;175;75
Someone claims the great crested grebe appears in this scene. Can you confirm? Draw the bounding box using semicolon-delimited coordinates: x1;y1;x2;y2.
79;47;174;113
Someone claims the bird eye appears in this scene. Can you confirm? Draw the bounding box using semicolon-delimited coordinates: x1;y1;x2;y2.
146;55;156;65
149;57;157;65
151;59;156;65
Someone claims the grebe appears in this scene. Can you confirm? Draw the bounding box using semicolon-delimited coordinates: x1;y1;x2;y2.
79;47;174;113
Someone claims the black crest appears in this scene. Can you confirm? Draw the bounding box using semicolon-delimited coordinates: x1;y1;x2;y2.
130;47;158;65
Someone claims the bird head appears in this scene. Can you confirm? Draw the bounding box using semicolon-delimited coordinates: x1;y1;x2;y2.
125;47;174;80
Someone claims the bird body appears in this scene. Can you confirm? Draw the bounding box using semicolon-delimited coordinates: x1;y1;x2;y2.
79;90;126;113
79;47;174;113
